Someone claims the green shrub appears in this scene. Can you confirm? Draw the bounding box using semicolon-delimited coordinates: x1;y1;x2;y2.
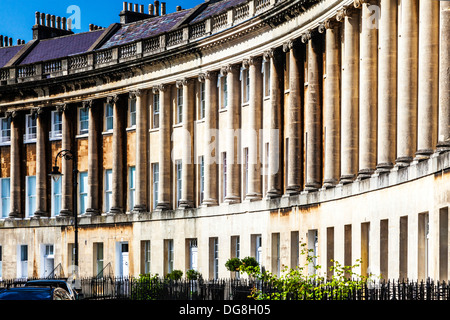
225;257;242;272
186;269;202;281
166;269;183;281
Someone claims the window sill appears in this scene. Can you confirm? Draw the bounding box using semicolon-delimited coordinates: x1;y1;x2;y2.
172;123;183;129
219;108;228;113
195;119;205;124
49;136;62;142
126;126;136;132
0;142;11;147
23;139;36;145
149;127;160;133
75;133;89;139
102;130;113;136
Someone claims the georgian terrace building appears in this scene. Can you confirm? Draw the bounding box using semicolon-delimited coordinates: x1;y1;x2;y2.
0;0;448;282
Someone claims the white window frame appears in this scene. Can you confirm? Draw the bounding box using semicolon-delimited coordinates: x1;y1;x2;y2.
199;156;204;205
24;114;36;143
129;98;136;129
0;177;10;219
129;166;136;211
218;75;228;109
152;163;159;210
199;82;205;120
175;160;182;207
143;240;151;274
104;169;112;213
51;177;62;217
104;103;114;132
79;107;89;135
262;58;271;98
79;171;88;214
49;110;62;140
25;175;36;218
152;93;160;129
0;117;11;145
240;67;250;104
176;87;183;124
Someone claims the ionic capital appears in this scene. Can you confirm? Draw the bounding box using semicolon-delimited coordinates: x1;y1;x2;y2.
300;31;312;43
282;40;294;52
107;94;120;104
82;99;93;109
248;56;262;66
55;103;68;112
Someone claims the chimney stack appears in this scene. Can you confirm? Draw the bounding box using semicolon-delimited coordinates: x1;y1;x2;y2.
154;1;160;16
120;2;154;23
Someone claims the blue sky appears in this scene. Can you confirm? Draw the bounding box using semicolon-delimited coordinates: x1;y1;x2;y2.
0;0;204;43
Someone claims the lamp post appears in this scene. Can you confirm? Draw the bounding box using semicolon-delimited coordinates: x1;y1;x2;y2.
49;149;78;269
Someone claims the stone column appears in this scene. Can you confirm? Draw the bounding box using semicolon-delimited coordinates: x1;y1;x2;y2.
266;48;283;198
178;78;195;208
156;84;171;210
376;0;397;172
8;110;21;218
338;6;359;184
396;0;418;166
34;107;47;216
59;104;73;216
358;0;378;179
200;71;218;206
416;0;439;159
284;40;303;194
224;64;241;204
109;94;124;214
321;20;341;187
246;56;263;200
303;32;322;191
437;0;450;151
133;89;148;212
85;99;100;215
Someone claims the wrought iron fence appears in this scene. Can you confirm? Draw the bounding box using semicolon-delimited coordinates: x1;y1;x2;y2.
1;276;450;300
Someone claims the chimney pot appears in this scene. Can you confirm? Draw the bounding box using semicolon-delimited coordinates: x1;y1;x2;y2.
51;15;56;28
140;4;144;13
128;3;133;11
161;2;166;15
41;13;46;26
46;14;51;27
134;3;139;12
0;36;3;48
149;4;154;15
17;39;21;45
154;1;160;16
56;16;61;29
123;2;128;11
4;36;8;47
35;12;41;25
67;18;72;31
8;38;12;46
89;24;93;31
176;6;181;11
62;17;67;30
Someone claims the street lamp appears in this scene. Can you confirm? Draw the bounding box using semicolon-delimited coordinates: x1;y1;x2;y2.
49;149;79;271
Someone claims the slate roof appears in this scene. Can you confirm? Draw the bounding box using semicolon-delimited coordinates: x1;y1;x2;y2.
100;9;192;49
0;45;24;68
19;29;104;65
190;0;248;23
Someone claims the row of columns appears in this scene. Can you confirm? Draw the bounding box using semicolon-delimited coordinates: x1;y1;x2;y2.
4;0;450;217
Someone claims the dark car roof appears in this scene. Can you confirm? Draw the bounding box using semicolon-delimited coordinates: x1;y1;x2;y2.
0;287;53;300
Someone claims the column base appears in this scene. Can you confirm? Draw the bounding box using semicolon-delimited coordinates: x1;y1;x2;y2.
155;202;171;210
375;162;393;173
357;168;374;180
414;149;433;161
8;210;21;219
285;185;301;195
108;207;124;215
304;182;320;192
131;204;147;213
178;199;194;209
201;198;218;207
436;141;450;153
84;208;100;216
244;193;262;201
224;195;240;204
339;174;355;185
395;156;413;167
59;209;73;217
322;179;338;189
33;210;48;217
265;189;281;199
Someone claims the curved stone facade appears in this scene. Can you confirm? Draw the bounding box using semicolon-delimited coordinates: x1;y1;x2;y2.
0;0;449;281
